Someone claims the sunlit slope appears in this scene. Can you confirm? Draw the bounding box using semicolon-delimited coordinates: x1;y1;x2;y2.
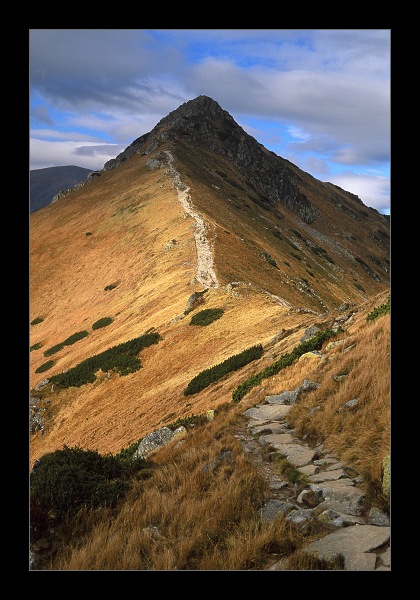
30;137;389;467
30;146;315;464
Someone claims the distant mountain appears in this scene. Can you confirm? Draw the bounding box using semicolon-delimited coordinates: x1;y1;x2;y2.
30;166;93;213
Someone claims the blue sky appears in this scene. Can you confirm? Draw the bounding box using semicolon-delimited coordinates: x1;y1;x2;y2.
29;29;390;214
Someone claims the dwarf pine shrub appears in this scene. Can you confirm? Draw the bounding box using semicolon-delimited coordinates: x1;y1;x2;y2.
92;317;113;330
35;360;55;374
49;332;161;388
30;446;135;517
44;330;89;356
184;344;263;396
232;328;339;402
30;342;43;352
31;317;44;326
366;296;390;322
190;308;224;326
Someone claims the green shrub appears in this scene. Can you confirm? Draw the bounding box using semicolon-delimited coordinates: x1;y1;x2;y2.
35;360;55;374
184;344;264;396
85;232;92;236
92;317;114;330
63;331;89;345
31;317;44;326
291;252;302;261
30;446;134;517
44;330;89;356
232;328;338;402
30;343;43;352
44;343;65;357
190;308;224;326
49;332;161;389
104;283;118;291
366;296;390;322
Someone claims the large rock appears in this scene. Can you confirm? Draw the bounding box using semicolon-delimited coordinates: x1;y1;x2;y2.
273;443;318;467
243;405;291;421
310;480;366;516
133;426;175;460
303;525;390;570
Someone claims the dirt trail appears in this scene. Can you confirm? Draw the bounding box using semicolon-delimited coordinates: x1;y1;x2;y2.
164;150;219;289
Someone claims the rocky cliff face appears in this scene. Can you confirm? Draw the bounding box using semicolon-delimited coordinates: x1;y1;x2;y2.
103;96;318;224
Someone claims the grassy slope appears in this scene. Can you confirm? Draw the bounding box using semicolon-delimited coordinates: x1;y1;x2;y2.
37;292;389;570
30;143;389;473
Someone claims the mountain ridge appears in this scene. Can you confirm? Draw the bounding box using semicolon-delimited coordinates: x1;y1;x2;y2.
30;165;93;213
30;95;390;467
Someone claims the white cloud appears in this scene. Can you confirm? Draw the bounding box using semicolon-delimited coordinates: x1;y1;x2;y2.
30;138;122;171
325;172;390;213
30;129;103;142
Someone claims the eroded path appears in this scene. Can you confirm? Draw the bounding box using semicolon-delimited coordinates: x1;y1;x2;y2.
164;150;219;289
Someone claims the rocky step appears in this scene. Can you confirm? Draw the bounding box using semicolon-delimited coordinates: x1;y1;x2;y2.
240;382;390;571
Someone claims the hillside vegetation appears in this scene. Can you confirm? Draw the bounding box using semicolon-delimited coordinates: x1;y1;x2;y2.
30;292;390;570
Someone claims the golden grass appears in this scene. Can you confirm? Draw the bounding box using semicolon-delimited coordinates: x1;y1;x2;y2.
286;313;390;487
30;141;389;570
49;407;304;571
34;293;389;571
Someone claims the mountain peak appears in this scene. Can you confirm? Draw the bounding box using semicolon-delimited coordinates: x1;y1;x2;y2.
103;96;320;223
156;94;237;131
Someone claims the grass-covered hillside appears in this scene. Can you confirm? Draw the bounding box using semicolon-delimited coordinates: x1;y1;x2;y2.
30;291;390;571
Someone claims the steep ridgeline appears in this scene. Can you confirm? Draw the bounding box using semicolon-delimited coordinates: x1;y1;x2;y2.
104;96;317;224
101;96;389;308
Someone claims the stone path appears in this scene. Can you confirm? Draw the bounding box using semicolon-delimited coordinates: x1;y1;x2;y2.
163;150;219;289
235;384;390;571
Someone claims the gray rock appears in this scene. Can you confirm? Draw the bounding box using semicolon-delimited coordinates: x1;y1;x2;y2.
133;426;174;460
266;390;299;405
265;380;320;406
308;468;346;483
273;443;318;467
259;500;295;522
259;432;295;446
250;422;287;435
368;507;390;526
286;509;315;525
146;158;163;170
243;405;292;421
342;552;378;571
34;379;49;390
378;547;391;567
298;465;318;476
311;480;366;516
297;488;323;508
300;325;321;343
338;398;360;412
303;525;390;565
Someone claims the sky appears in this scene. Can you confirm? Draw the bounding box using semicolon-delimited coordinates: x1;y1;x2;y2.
29;29;391;214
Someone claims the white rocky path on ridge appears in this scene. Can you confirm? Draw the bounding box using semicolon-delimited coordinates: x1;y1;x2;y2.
163;150;219;289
